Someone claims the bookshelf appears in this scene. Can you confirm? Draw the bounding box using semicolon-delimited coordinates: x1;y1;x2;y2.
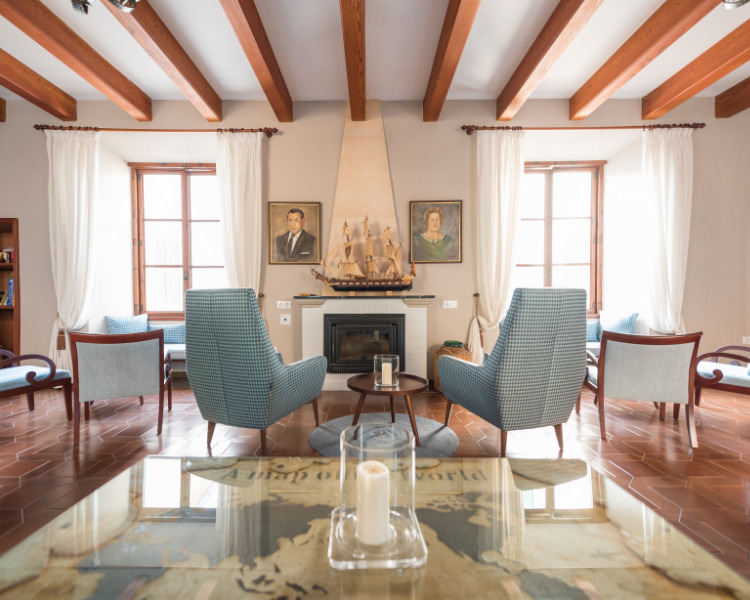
0;218;19;355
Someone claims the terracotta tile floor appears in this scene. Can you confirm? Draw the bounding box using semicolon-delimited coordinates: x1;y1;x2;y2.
1;378;750;578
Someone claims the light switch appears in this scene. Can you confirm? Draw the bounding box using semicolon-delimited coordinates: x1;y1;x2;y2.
443;300;458;309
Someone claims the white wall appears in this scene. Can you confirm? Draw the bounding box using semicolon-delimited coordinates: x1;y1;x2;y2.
1;96;748;367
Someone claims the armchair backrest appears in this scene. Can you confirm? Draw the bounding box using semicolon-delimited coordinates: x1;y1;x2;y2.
69;330;164;403
599;331;702;405
487;288;587;430
185;288;281;427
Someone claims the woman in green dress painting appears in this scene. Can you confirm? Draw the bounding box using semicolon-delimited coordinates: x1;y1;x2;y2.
414;207;455;261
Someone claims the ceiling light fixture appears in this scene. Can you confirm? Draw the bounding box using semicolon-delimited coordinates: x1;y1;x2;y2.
71;0;141;15
724;0;750;8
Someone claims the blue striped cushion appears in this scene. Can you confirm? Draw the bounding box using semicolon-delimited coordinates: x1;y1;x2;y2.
105;314;148;335
149;323;185;344
601;312;639;335
586;320;600;342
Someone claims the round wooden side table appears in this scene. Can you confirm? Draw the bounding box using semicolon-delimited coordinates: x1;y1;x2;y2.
346;373;429;446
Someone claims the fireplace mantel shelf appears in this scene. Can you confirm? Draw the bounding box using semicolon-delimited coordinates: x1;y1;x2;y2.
294;295;434;308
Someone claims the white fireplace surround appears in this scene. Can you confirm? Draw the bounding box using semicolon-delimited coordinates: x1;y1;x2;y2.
297;296;433;391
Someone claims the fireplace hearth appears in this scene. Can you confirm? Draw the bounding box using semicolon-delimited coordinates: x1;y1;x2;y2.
324;314;405;373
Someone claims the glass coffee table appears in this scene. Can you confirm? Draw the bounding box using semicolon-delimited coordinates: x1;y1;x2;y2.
0;456;748;599
347;373;429;446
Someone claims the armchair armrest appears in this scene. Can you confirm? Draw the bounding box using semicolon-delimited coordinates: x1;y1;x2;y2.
0;354;59;387
695;350;749;386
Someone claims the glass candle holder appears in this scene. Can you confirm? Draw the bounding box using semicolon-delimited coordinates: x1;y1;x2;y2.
374;354;399;387
328;423;427;570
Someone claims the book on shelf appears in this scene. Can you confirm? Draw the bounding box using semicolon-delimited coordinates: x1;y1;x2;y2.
0;292;5;305
4;278;13;306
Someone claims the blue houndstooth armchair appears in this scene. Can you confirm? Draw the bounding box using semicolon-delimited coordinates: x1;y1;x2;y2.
438;288;587;457
186;288;327;454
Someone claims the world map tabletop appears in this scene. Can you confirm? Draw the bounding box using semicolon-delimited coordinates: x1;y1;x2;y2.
0;456;748;599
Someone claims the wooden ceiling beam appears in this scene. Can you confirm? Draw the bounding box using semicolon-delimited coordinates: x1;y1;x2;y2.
101;0;222;122
0;0;151;121
570;0;720;121
339;0;365;121
643;19;750;119
715;76;750;118
423;0;481;122
218;0;292;122
0;49;76;121
497;0;603;121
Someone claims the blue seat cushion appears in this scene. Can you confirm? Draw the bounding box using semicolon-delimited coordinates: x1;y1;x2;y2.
601;312;639;335
0;367;71;392
106;314;148;335
697;361;750;388
149;322;186;344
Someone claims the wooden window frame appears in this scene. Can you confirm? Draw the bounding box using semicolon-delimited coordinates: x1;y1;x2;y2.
522;161;605;316
130;163;217;320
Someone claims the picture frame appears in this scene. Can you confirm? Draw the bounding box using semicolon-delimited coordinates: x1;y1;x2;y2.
409;200;462;263
269;202;322;265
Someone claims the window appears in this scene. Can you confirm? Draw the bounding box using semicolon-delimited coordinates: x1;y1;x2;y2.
513;162;604;315
131;164;227;318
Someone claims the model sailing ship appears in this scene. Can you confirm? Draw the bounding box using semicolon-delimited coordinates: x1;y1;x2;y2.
311;216;415;291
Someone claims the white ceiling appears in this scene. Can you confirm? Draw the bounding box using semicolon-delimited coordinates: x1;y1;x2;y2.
1;0;749;112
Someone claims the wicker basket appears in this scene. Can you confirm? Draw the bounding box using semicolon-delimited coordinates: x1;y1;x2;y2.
433;344;472;392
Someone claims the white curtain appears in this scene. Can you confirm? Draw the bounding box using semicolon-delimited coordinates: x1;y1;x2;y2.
46;129;100;371
642;128;693;334
216;131;264;289
468;129;525;363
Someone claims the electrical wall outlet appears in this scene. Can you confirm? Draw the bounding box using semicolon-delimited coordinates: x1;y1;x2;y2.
277;300;292;309
743;336;750;345
280;313;291;325
443;300;458;309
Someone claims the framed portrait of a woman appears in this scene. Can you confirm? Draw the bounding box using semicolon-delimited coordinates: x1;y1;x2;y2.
410;200;462;263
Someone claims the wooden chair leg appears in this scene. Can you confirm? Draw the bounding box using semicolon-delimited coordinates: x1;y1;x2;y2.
207;421;216;446
695;387;702;407
167;375;173;411
84;402;90;421
74;400;81;446
260;430;267;455
659;403;666;421
26;392;35;412
597;394;607;440
62;381;73;421
139;395;144;406
673;404;681;420
389;396;396;423
575;392;581;415
554;424;564;451
500;430;508;458
157;391;164;435
444;400;453;426
685;401;698;449
311;397;320;427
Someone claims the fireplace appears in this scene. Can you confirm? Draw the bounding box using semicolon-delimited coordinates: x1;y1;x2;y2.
324;314;405;374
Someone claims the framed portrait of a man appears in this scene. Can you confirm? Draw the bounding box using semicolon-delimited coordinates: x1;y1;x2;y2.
410;200;462;263
269;202;321;264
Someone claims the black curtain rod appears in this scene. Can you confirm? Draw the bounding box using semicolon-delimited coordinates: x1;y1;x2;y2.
33;124;279;137
461;123;706;135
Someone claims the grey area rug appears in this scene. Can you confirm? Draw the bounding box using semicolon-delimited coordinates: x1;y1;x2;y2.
308;413;459;458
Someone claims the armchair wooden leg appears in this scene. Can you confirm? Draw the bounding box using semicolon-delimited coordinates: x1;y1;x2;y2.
597;394;607;440
685;400;698;449
166;373;173;411
575;392;581;415
157;392;164;435
207;421;216;446
695;387;702;407
554;424;564;452
500;430;508;458
673;404;681;420
260;430;267;455
659;403;666;421
62;380;73;421
444;400;453;426
139;395;144;406
74;401;81;446
26;392;35;412
84;402;90;421
311;397;320;427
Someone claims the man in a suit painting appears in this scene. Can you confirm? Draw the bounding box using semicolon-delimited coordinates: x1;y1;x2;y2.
275;208;317;262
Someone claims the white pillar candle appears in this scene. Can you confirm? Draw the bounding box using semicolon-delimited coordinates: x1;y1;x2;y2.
381;362;392;386
356;460;390;546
